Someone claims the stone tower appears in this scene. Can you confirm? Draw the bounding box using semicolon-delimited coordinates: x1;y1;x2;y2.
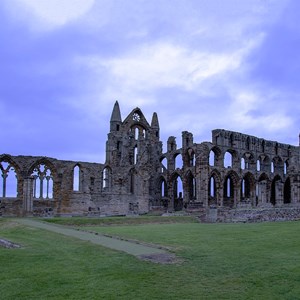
104;101;163;213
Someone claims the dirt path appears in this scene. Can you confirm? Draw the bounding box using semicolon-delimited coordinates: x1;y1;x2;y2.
15;218;176;264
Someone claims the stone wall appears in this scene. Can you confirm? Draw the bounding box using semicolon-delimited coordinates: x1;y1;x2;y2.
1;101;300;219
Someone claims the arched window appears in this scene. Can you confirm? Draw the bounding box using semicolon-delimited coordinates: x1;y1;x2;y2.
209;150;215;167
256;159;261;172
271;161;274;173
134;146;138;165
224;152;232;168
284;161;288;175
175;154;183;169
102;167;111;190
161;179;167;197
32;164;53;199
210;176;215;197
241;158;245;170
135;128;139;140
73;165;80;191
0;161;17;198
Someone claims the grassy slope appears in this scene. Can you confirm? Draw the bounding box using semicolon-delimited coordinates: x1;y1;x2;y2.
1;218;300;299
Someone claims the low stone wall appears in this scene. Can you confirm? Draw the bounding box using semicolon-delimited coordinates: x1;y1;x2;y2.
216;207;300;223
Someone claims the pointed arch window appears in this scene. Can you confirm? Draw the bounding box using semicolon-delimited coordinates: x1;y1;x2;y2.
0;161;17;198
32;164;53;199
73;165;80;191
102;167;111;191
224;152;232;168
209;151;215;167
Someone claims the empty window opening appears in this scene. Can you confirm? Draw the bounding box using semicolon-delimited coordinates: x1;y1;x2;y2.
224;152;232;168
102;168;111;189
209;151;215;167
134;146;138;165
32;164;53;199
257;160;261;172
0;162;17;198
209;176;215;197
161;179;167;197
175;154;183;169
173;176;183;198
271;161;274;173
241;158;245;170
73;165;80;191
224;177;234;198
135;128;139;140
284;161;288;175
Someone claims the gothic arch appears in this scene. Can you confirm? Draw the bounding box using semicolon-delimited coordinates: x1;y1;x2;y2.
209;146;222;167
102;166;112;191
0;156;20;198
223;170;240;207
270;175;282;206
208;169;221;206
241;172;256;204
30;159;56;199
185;170;196;201
170;172;183;211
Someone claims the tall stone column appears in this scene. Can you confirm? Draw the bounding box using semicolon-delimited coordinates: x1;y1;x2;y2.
23;177;34;215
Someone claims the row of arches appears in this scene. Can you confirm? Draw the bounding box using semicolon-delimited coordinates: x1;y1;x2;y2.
0;160;53;199
209;149;289;175
157;170;292;210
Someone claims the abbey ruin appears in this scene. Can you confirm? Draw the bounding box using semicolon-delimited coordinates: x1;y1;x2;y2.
1;101;300;222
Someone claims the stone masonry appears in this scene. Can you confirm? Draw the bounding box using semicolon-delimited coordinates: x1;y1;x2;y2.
1;101;300;221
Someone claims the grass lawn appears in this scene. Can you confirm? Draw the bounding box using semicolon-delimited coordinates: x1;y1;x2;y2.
1;217;300;299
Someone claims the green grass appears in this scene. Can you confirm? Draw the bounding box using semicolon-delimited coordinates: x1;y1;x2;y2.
1;217;300;299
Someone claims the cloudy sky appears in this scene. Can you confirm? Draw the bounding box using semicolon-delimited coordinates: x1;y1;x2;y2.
1;0;300;163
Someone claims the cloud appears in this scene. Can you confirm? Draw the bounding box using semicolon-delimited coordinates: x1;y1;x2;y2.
5;0;95;30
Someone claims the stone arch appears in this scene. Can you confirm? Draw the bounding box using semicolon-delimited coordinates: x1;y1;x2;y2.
73;164;81;191
223;149;239;169
29;159;56;199
174;152;183;169
209;146;222;167
170;172;183;211
208;169;221;206
241;172;256;206
241;152;254;171
102;166;112;191
271;156;283;175
185;170;196;201
158;176;168;198
0;156;19;198
223;170;240;207
270;175;282;206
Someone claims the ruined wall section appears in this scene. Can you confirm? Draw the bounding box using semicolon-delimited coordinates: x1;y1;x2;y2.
0;154;106;216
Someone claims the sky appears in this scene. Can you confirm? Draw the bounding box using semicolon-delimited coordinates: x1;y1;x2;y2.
1;0;300;163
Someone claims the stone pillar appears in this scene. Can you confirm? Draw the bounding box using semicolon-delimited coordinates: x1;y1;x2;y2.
23;177;34;215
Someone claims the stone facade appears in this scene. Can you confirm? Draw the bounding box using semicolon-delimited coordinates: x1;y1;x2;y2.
1;101;300;220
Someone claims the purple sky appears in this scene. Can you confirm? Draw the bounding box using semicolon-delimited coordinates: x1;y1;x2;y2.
1;0;300;163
